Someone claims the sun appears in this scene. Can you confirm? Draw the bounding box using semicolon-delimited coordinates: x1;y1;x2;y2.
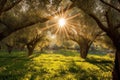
40;6;80;39
58;18;66;27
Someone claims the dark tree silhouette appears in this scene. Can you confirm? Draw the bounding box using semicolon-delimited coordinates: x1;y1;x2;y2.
70;0;120;79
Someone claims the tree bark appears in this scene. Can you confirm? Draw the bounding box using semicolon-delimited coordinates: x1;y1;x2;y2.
80;48;88;59
8;47;13;54
27;45;34;56
79;44;90;59
113;48;120;80
28;48;34;56
6;44;13;54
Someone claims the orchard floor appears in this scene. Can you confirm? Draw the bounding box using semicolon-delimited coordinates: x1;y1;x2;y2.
0;50;114;80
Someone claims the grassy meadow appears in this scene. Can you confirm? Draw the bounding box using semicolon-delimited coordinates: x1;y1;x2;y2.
0;50;114;80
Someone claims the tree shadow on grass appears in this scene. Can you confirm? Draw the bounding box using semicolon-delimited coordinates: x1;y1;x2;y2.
0;50;113;80
85;57;113;72
68;61;112;80
0;54;34;80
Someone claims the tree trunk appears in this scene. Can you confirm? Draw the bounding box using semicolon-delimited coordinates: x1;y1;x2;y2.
113;48;120;80
27;45;34;56
28;48;34;56
79;44;89;59
40;48;44;52
6;45;13;54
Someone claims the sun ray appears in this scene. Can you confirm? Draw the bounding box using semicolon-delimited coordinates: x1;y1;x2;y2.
54;26;61;35
41;23;57;32
67;23;79;34
44;6;82;41
63;26;70;38
68;21;80;27
67;24;76;29
66;4;72;12
66;13;80;20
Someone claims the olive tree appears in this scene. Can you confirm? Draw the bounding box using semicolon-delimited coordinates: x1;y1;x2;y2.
0;0;62;41
70;0;120;79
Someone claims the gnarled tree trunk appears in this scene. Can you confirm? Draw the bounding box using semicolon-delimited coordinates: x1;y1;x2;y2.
27;44;35;56
112;46;120;80
79;44;90;59
78;40;92;59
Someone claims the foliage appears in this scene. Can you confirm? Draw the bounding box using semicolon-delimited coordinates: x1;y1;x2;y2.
0;0;119;79
94;34;115;50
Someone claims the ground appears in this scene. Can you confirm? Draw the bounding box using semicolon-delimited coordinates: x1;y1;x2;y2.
0;50;114;80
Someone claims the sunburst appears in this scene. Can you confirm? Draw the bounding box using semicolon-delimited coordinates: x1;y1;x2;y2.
40;6;80;39
58;18;66;27
53;13;80;39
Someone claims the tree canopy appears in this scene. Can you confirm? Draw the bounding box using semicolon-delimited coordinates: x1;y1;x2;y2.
0;0;120;79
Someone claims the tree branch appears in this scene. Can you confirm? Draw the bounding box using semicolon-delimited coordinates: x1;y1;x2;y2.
88;14;108;33
89;31;103;45
100;0;120;13
105;10;112;28
0;0;7;12
0;1;74;41
105;8;120;33
0;17;49;41
2;0;23;12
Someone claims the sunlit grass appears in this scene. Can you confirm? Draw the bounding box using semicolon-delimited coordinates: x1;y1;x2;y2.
0;50;114;80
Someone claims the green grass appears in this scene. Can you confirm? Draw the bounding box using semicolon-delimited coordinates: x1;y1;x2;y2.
0;50;114;80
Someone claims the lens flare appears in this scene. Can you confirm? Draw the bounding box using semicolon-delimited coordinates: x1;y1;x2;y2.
40;6;80;40
58;18;66;27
